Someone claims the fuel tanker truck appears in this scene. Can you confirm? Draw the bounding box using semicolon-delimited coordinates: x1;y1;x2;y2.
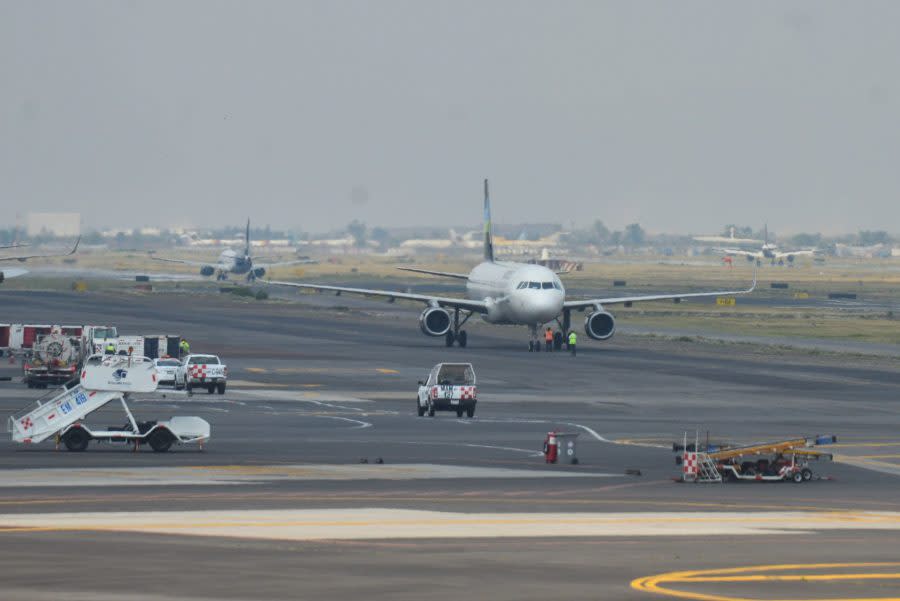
22;327;82;388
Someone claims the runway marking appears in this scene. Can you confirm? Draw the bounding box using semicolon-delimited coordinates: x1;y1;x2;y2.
376;368;399;374
316;415;372;429
244;367;268;374
226;380;290;388
5;511;900;542
631;562;900;601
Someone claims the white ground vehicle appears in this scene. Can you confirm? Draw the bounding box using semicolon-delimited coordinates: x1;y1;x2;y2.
8;354;210;452
176;354;227;394
153;357;181;386
417;363;477;418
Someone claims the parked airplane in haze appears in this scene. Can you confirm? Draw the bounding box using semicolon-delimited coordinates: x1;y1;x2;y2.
153;220;312;281
715;225;818;266
266;180;756;350
0;237;81;284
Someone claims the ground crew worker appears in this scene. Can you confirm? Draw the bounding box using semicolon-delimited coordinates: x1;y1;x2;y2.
179;338;190;358
568;330;577;357
544;327;554;352
104;342;116;355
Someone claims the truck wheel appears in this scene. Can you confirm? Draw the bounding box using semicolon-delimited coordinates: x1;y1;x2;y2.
174;378;183;391
416;400;425;417
801;468;813;481
466;406;475;418
148;429;173;453
63;428;90;452
792;471;804;483
217;382;226;394
428;402;435;417
207;384;215;394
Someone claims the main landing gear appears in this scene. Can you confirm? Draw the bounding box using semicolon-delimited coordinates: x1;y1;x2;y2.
445;307;472;348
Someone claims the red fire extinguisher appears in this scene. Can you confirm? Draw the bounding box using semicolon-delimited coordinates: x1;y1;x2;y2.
543;431;558;464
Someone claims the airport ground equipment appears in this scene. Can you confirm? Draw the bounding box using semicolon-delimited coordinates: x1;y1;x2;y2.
8;354;210;452
543;431;580;464
22;329;82;388
675;432;835;483
417;363;477;418
175;354;227;394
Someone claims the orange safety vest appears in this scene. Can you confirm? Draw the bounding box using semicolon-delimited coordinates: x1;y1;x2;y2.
545;330;553;342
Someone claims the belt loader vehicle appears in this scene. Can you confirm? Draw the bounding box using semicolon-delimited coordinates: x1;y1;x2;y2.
8;354;210;452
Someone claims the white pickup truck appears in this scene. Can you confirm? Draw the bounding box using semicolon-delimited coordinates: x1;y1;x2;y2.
176;354;227;394
417;363;477;418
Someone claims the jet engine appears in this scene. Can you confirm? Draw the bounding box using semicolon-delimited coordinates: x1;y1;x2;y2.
419;307;451;337
200;265;215;277
584;310;616;340
252;267;266;279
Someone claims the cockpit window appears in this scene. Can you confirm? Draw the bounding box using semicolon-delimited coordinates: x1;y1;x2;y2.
528;282;541;289
517;282;526;289
553;281;562;290
542;282;554;289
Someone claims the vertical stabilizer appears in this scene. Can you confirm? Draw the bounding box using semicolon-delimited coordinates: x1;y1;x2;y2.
764;223;769;246
244;219;251;257
483;179;494;262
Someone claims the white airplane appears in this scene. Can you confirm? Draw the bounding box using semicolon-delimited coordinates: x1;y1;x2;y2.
266;180;757;350
715;225;817;266
0;237;80;284
153;220;312;281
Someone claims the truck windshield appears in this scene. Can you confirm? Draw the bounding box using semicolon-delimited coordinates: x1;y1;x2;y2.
93;327;117;339
188;356;219;365
437;364;474;385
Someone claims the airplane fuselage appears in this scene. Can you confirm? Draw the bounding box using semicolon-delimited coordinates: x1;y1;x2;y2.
466;261;565;326
217;249;252;274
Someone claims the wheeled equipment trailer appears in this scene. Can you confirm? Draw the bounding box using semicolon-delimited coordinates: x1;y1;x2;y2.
8;354;210;453
676;434;835;483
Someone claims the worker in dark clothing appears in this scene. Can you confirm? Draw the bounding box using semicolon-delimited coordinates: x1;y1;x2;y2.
544;327;554;352
568;331;577;357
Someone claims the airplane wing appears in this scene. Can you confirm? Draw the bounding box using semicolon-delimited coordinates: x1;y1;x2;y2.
0;267;28;281
713;248;760;258
0;237;79;262
264;279;488;313
564;270;757;310
396;267;469;280
0;243;28;250
254;258;319;268
774;249;816;259
151;256;214;268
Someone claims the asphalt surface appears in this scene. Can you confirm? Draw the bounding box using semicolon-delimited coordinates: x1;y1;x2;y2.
1;290;899;600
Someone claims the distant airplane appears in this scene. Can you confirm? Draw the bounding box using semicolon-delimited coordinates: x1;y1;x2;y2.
153;220;312;281
0;237;80;284
693;226;763;246
266;180;756;350
714;225;818;266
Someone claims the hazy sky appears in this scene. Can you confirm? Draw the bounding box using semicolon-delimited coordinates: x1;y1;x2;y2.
2;1;899;235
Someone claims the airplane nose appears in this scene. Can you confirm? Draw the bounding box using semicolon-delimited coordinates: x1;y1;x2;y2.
517;291;563;323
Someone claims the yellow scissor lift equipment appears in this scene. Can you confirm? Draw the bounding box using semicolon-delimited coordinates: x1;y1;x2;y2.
676;434;836;483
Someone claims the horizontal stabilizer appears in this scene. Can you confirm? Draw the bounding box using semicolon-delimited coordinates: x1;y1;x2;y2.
397;267;469;280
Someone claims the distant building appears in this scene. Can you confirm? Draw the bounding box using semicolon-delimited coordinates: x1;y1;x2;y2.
26;213;81;237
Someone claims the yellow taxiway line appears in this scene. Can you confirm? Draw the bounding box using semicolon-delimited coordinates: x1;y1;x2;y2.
632;562;900;601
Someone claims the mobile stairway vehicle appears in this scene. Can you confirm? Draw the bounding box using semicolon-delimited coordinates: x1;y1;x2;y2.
8;354;210;452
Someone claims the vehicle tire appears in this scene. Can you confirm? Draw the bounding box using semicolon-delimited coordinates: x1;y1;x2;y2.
458;330;468;348
801;468;813;481
417;400;425;417
428;402;435;417
456;409;464;418
148;429;173;453
466;405;475;418
445;331;456;347
792;471;804;483
217;382;226;394
207;384;215;394
63;428;90;452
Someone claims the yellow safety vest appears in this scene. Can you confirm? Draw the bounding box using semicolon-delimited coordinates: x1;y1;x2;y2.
568;332;577;344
